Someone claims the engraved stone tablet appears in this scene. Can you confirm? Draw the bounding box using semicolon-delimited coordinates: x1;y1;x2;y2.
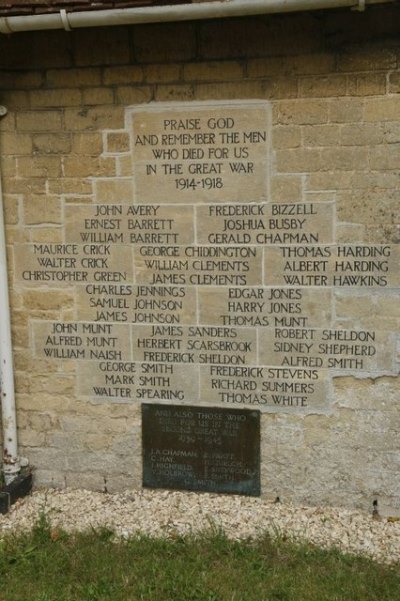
142;403;260;496
21;101;400;415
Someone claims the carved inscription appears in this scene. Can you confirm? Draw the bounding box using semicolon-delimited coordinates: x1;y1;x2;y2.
16;102;399;412
132;106;269;203
142;404;260;495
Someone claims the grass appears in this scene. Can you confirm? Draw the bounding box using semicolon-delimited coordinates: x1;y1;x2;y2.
0;515;399;601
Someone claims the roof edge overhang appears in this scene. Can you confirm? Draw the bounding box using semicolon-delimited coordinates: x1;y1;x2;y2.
0;0;395;34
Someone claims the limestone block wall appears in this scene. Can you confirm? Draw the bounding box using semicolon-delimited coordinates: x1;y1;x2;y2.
0;4;399;512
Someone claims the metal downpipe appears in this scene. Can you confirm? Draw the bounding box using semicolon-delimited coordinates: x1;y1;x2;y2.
0;106;19;484
0;0;390;34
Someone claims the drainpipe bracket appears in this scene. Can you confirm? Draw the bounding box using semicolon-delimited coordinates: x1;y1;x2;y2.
0;18;12;35
60;9;72;31
352;0;366;11
0;106;7;118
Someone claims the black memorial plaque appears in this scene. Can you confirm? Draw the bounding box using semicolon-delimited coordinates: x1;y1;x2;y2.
142;404;260;496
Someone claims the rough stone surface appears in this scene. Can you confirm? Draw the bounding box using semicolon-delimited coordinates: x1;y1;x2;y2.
0;5;399;513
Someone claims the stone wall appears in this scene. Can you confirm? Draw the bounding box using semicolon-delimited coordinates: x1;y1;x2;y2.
0;4;399;512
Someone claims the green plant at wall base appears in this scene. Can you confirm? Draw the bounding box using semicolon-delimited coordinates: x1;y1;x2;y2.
0;517;399;601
